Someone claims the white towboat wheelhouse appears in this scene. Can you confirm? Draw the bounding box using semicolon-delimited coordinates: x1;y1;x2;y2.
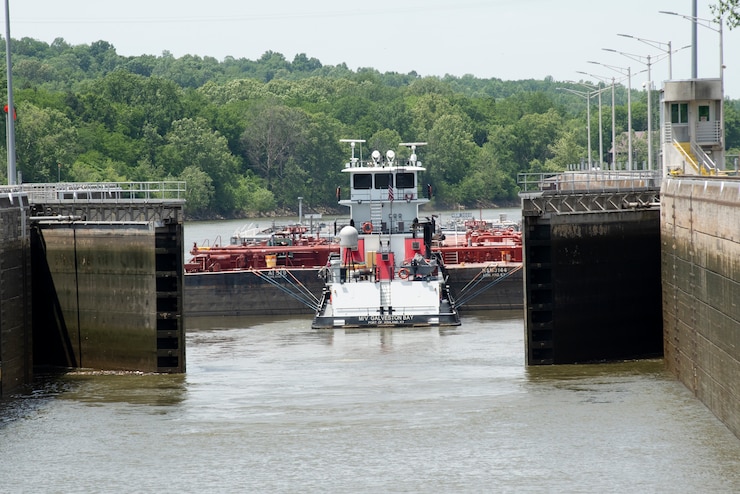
312;140;460;328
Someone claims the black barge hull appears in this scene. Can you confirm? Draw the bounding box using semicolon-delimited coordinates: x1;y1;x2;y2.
184;264;524;319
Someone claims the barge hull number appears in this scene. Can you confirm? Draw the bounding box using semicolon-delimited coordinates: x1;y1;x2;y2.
483;266;512;278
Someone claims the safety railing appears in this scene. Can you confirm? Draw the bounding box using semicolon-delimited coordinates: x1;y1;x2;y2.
518;171;661;194
696;120;722;143
689;141;719;175
0;181;186;203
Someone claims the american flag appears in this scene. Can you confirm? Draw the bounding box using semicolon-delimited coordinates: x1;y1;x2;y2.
388;183;394;201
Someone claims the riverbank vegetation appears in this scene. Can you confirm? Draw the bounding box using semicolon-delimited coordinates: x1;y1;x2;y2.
2;38;739;218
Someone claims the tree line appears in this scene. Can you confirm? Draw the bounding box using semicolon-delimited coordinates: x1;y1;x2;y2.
2;37;739;218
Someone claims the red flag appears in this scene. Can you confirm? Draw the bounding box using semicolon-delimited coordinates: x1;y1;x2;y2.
388;183;394;201
3;104;16;120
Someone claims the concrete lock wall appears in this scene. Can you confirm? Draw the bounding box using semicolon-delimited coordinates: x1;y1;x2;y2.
661;177;740;438
0;194;33;397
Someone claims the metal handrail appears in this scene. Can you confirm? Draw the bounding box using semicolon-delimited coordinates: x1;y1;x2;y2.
672;139;700;174
518;170;661;194
689;141;719;175
0;181;186;203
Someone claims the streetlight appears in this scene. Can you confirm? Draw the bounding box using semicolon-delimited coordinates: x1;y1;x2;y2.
582;72;642;169
605;43;691;171
603;48;663;170
577;72;616;168
574;79;610;168
557;86;592;167
588;60;633;170
660;10;724;80
617;34;675;79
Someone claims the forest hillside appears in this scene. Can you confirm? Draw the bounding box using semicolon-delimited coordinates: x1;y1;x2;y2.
3;38;739;217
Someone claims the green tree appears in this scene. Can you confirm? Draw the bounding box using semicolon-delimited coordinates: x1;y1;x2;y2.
295;112;345;209
366;129;403;157
488;108;564;176
457;141;517;206
178;165;214;217
157;118;243;214
67;151;126;182
724;100;740;150
712;1;740;28
240;100;309;194
544;130;586;171
15;102;78;182
424;114;478;205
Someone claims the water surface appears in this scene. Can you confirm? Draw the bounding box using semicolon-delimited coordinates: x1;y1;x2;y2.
2;311;739;493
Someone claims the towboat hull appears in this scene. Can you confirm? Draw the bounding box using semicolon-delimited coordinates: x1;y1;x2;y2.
311;278;460;329
312;312;460;328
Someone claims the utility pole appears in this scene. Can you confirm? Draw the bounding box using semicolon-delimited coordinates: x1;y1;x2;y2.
4;0;17;185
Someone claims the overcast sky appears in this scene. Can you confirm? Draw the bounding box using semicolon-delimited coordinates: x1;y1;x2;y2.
7;0;740;97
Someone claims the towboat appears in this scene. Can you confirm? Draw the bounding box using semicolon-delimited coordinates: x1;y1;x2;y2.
312;140;461;328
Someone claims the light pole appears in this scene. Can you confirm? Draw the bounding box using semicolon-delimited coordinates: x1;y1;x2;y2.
606;42;691;172
617;34;675;79
589;61;633;170
557;86;592;167
574;79;609;168
4;0;16;185
603;48;659;170
577;71;618;168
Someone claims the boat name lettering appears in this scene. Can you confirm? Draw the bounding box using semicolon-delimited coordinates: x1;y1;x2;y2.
358;314;415;322
266;269;287;278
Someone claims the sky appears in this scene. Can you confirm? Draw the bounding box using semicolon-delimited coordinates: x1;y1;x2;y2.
6;0;740;98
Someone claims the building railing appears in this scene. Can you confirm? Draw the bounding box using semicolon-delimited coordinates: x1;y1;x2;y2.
0;181;186;203
689;141;719;175
664;122;722;145
663;124;673;143
696;120;722;143
518;170;662;194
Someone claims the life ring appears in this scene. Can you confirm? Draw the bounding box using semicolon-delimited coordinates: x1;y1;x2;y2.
398;268;410;280
362;222;373;234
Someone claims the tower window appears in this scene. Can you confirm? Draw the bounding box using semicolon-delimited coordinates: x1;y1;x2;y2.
671;103;688;124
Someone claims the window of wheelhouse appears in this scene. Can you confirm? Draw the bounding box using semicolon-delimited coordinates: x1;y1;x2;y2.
671;103;688;124
395;172;415;189
374;173;393;189
353;173;372;189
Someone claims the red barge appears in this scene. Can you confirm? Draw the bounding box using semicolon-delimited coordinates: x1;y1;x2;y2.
185;220;522;272
184;217;523;318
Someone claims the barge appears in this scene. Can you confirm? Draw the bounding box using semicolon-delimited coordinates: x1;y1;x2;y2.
183;144;524;320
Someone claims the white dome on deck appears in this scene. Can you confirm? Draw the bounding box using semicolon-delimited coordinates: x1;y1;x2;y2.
338;225;359;249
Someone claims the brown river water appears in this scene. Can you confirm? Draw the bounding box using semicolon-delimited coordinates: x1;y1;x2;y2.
1;311;739;493
1;217;739;492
